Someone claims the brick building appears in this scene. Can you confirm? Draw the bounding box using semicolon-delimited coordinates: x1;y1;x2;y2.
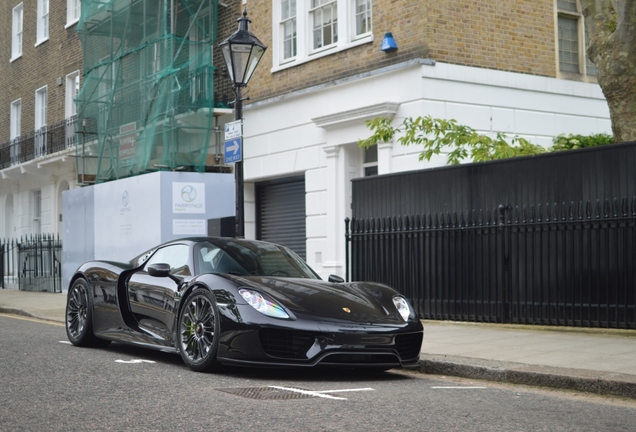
224;0;609;278
0;0;83;238
1;1;610;282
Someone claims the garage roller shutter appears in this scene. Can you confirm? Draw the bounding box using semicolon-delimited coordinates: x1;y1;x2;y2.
256;177;306;259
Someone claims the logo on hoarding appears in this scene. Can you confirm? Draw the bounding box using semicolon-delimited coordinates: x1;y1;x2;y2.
173;182;205;214
181;185;197;203
120;190;132;214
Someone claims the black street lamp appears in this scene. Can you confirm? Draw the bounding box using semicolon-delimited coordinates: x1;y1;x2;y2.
219;8;267;238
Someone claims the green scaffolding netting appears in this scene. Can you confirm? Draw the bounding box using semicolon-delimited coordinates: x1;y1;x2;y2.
75;0;221;183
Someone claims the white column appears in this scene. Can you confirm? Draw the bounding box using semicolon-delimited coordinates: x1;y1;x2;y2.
378;141;393;175
322;145;343;277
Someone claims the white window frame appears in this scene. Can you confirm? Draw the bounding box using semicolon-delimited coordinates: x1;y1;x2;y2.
35;86;48;130
66;0;81;28
272;0;373;71
362;144;378;177
10;99;21;140
35;86;48;157
66;71;80;118
556;0;596;80
36;0;50;46
11;3;23;61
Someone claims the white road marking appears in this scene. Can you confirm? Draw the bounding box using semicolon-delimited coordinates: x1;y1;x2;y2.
268;386;374;400
431;386;488;389
59;341;72;345
312;388;375;394
115;359;156;364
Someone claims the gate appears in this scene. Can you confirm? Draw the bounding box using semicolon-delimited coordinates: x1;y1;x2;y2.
1;235;62;293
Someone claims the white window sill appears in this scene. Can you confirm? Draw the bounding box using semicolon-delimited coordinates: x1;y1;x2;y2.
272;36;373;73
34;37;49;48
10;54;22;63
65;19;79;29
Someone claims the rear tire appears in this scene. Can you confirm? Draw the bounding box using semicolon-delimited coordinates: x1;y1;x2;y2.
65;278;110;348
177;288;222;372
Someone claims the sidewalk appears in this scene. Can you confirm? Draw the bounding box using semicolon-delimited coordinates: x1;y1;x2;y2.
1;288;635;399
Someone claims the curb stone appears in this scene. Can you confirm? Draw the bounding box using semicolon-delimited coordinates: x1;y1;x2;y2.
418;355;636;400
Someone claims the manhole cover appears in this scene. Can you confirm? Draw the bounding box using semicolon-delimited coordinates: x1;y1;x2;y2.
217;386;316;400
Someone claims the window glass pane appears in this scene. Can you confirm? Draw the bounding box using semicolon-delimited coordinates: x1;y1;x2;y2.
36;87;48;129
12;4;23;57
37;0;50;40
364;145;377;163
74;0;81;20
33;190;42;234
364;166;378;177
557;0;578;12
282;0;296;20
281;0;297;59
146;245;191;275
10;100;21;140
356;0;372;35
558;16;579;73
283;20;297;58
312;1;337;49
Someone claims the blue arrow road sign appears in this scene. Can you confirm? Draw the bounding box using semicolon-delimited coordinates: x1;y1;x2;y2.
224;138;242;163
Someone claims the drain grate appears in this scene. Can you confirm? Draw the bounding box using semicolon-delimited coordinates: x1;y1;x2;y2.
216;386;316;400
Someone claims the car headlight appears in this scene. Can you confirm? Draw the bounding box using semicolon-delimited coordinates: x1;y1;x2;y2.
392;295;415;322
239;288;290;319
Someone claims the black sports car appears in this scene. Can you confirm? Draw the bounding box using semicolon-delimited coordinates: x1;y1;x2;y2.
65;237;423;372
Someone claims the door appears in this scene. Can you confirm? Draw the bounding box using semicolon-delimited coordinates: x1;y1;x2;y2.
127;244;190;342
256;176;306;259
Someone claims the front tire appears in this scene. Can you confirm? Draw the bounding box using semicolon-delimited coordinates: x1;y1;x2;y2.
177;288;221;372
65;278;110;348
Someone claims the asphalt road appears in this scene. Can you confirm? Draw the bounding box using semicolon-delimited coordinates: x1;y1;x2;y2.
1;314;635;432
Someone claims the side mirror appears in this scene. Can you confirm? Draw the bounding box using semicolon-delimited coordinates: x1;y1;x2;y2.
328;274;344;283
148;263;171;277
147;263;181;284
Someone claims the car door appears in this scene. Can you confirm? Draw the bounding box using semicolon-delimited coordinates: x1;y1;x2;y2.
127;244;191;342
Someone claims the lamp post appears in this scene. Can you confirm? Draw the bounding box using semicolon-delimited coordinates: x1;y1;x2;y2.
219;8;267;238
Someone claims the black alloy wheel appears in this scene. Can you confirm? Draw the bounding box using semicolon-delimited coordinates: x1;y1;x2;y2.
178;288;221;372
65;278;110;348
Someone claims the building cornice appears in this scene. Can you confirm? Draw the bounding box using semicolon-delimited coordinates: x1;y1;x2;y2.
311;102;400;129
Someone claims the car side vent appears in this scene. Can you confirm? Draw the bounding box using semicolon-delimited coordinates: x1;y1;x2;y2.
259;328;316;358
395;333;423;360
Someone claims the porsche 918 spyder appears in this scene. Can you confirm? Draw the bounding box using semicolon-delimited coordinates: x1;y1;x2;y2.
65;237;424;372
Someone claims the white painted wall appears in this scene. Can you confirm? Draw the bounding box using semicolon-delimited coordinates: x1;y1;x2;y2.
0;167;77;239
239;61;611;280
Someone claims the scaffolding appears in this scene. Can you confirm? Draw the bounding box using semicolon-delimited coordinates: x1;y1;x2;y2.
75;0;225;183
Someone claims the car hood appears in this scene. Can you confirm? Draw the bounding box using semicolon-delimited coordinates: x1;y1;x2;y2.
227;276;405;324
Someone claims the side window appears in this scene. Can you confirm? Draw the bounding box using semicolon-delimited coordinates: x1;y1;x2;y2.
145;244;191;276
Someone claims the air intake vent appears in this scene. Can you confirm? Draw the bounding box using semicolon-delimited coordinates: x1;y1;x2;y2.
259;328;316;358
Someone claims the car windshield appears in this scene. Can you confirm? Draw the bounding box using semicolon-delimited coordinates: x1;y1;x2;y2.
195;239;320;279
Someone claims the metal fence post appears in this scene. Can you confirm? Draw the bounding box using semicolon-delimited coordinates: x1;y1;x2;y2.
344;217;350;283
498;204;511;323
0;242;4;289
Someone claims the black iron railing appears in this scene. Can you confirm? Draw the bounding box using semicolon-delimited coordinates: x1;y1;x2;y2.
0;117;77;169
346;198;636;329
1;235;62;293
